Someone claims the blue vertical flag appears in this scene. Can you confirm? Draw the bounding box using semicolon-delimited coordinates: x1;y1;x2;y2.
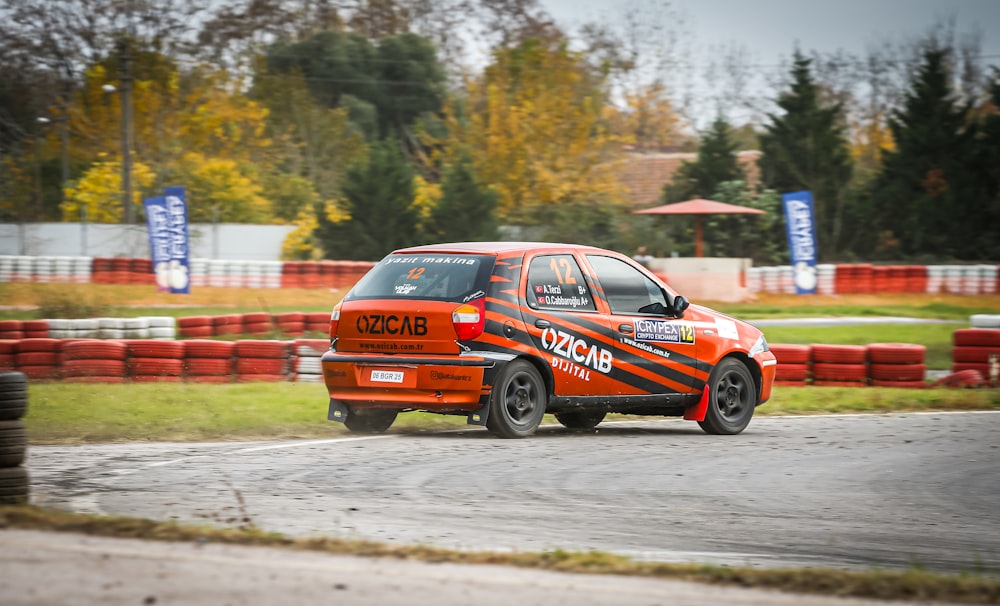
143;186;190;294
781;190;818;295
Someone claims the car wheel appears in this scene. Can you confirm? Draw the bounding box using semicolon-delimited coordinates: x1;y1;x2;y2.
343;409;398;434
487;360;547;438
554;410;606;430
698;358;756;435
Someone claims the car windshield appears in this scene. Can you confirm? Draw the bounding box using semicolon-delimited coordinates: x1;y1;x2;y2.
347;253;496;302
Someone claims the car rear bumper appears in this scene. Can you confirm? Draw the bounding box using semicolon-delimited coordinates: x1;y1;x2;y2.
321;351;499;413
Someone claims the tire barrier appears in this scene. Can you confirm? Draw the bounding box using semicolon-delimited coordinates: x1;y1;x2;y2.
184;340;235;383
14;338;62;380
274;312;304;336
242;312;272;336
747;263;999;295
810;344;868;386
62;339;128;383
951;326;1000;384
0;370;29;505
293;338;328;383
303;312;331;335
178;316;214;338
769;343;811;386
126;340;185;382
233;340;290;382
213;314;243;337
867;343;927;389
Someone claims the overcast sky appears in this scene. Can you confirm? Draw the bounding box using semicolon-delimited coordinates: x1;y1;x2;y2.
541;0;1000;68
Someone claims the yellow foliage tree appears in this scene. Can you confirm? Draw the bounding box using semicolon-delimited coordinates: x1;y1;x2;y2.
62;158;156;223
281;209;321;260
173;152;271;223
437;39;627;223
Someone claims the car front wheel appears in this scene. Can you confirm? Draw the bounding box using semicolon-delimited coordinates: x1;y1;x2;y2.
698;358;756;435
487;360;547;438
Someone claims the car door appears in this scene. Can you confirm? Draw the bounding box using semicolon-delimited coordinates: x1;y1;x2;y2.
584;253;698;395
519;251;618;397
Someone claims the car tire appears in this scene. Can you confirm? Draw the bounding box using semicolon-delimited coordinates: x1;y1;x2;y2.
0;466;29;504
487;360;547;438
554;410;606;430
343;408;398;434
698;358;756;435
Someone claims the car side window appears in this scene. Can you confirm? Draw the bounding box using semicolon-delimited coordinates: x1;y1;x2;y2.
526;254;596;311
586;255;667;315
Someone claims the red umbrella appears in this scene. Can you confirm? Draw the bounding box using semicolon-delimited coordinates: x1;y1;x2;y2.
633;198;766;257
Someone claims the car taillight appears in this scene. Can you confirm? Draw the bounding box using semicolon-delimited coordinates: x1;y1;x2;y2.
452;299;486;341
329;303;341;338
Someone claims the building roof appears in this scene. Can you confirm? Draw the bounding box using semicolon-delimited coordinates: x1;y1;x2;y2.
615;150;762;207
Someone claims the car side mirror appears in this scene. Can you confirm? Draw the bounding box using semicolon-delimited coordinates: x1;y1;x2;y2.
638;301;667;315
671;295;689;317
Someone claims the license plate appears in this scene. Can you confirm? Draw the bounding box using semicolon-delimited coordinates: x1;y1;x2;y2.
370;369;405;383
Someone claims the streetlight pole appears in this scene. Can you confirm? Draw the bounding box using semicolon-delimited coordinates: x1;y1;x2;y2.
118;37;134;225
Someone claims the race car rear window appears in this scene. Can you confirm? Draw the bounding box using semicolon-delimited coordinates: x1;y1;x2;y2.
347;253;495;302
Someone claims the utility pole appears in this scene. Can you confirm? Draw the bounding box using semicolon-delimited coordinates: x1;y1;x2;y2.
118;37;134;225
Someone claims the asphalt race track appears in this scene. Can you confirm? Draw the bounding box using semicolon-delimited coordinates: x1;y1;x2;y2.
25;412;1000;576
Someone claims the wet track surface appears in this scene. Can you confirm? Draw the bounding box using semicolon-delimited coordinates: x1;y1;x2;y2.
26;412;1000;575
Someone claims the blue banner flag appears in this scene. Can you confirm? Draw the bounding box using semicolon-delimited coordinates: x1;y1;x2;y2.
781;190;818;295
143;186;190;294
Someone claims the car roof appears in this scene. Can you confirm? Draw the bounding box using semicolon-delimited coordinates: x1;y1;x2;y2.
392;242;612;255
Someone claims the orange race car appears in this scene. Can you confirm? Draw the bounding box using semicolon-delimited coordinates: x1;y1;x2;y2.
321;242;777;438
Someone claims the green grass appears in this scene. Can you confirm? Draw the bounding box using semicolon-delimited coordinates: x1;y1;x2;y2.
1;505;998;604
24;382;1000;445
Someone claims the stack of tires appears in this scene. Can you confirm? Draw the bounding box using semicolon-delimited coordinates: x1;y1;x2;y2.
274;312;304;336
293;339;328;382
304;312;331;335
0;371;29;504
62;340;128;383
234;340;290;382
769;344;811;386
810;344;868;386
952;315;1000;383
242;312;272;336
126;340;185;382
867;343;927;388
184;340;235;383
14;338;61;381
178;316;214;338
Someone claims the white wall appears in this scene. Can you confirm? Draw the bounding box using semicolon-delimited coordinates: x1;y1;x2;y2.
0;223;296;260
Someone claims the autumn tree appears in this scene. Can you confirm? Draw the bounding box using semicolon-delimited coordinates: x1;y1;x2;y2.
439;38;625;225
424;150;499;243
661;116;745;203
758;52;853;260
315;139;422;260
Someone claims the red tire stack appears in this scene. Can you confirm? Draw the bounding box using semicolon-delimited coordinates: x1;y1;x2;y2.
769;344;811;386
951;328;1000;380
242;312;272;336
281;262;301;289
21;320;49;339
274;312;304;336
811;344;868;387
178;316;214;338
0;341;15;371
300;262;320;288
0;322;23;340
304;312;331;335
15;338;61;381
62;340;127;383
213;314;243;337
867;343;926;388
110;258;131;285
91;258;113;284
184;340;235;383
127;340;185;383
234;340;290;382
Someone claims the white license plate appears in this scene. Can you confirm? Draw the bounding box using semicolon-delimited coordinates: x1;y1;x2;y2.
370;370;405;383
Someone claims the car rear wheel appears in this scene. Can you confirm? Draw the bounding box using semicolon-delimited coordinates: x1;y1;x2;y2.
698;358;756;435
554;410;606;430
344;408;398;433
487;360;547;438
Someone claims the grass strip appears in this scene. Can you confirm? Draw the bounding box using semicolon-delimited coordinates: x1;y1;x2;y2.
1;505;997;604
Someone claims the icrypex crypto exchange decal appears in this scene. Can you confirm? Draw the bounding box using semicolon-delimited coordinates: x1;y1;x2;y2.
633;319;695;344
540;327;613;381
